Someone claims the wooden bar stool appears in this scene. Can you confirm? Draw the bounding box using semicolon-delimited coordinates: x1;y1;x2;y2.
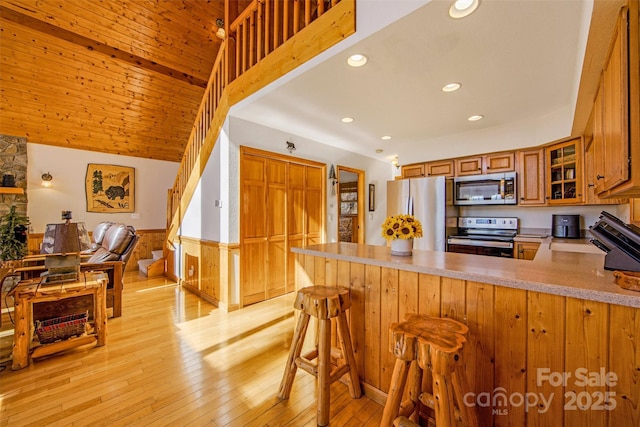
278;286;362;426
380;314;479;427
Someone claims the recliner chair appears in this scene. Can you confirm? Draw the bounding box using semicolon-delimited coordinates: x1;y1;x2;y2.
87;223;139;273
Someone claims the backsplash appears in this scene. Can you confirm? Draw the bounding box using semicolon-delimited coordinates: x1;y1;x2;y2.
460;204;628;233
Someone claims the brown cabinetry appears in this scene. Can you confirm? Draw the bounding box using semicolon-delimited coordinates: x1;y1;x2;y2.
455;156;483;176
485;152;516;173
401;163;425;178
631;199;640;225
514;241;540;260
517;148;546;205
425;160;454;177
584;135;629;205
455;152;515;176
546;137;583;204
590;5;640;197
592;8;629;195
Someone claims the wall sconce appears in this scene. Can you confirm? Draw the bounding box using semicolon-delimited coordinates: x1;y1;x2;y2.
41;172;53;187
215;18;225;39
391;157;400;169
328;164;338;195
286;141;296;153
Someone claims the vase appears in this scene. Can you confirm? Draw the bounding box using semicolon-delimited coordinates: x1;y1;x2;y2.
390;238;413;256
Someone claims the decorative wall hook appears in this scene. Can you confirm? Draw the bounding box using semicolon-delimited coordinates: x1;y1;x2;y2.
286;141;296;153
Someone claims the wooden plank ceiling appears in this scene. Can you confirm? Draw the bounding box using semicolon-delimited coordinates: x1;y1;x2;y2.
0;0;224;162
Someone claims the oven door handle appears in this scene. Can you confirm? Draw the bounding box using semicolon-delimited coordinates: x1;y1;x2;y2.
447;238;514;249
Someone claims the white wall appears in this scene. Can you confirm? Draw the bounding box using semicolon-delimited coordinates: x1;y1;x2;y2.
229;117;393;246
180;117;394;246
27;144;179;233
395;105;573;165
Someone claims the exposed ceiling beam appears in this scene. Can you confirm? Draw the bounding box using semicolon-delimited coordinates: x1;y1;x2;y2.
0;5;208;88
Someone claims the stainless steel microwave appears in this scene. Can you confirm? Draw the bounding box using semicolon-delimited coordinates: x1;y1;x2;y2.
453;172;517;205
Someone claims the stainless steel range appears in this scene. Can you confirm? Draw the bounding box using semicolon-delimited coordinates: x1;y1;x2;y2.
447;217;518;258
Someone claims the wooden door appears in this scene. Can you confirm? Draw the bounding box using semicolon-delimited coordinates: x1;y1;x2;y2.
425;160;454;177
455;156;483;176
266;159;287;299
401;164;425;178
485;152;515;173
600;8;629;192
517;148;546;205
305;166;324;245
240;154;267;306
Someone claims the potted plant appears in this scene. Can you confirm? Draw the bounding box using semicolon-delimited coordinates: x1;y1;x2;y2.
0;205;30;263
381;214;423;256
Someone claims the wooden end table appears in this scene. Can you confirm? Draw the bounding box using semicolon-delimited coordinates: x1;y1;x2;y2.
10;271;108;370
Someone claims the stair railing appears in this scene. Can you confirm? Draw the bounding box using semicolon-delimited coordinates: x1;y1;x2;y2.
168;0;351;241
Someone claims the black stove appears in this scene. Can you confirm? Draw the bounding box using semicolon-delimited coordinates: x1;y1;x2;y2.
447;217;518;258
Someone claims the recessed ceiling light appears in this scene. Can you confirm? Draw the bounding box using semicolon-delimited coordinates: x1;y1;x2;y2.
341;117;354;123
468;114;484;121
442;82;461;92
449;0;480;19
347;54;368;67
381;135;392;140
375;149;384;153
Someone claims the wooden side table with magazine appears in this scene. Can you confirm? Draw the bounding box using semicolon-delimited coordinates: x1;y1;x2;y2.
10;271;108;370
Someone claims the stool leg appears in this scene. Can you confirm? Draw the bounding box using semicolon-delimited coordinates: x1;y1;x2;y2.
408;362;423;422
452;360;479;427
431;348;457;427
318;318;331;426
277;312;310;400
380;358;412;427
336;311;362;398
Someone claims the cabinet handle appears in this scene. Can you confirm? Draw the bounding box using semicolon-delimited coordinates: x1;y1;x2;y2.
596;175;605;180
588;183;595;188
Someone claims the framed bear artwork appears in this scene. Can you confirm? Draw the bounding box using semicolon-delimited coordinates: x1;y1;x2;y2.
85;163;135;213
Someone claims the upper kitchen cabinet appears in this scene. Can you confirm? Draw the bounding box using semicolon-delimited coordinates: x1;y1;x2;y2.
546;137;583;204
631;198;640;225
590;4;640;197
425;160;455;177
455;152;515;176
517;148;546;205
401;163;425;178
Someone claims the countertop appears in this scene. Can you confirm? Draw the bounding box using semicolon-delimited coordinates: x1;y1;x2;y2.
291;241;640;308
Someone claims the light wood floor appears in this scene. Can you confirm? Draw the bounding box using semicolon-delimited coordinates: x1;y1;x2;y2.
0;272;383;426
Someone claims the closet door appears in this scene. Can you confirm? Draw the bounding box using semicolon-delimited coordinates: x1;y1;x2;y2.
305;166;324;245
240;154;267;306
287;164;305;293
266;159;287;298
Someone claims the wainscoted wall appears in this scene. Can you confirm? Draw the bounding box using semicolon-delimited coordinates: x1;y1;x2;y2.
179;236;240;311
27;228;166;272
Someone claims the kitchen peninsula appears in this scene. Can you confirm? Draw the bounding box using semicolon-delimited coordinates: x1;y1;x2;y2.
292;242;639;426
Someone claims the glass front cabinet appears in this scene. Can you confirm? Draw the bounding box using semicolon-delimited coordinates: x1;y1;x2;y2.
546;137;583;204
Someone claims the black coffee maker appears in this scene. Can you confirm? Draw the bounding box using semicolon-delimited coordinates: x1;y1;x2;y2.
552;214;581;238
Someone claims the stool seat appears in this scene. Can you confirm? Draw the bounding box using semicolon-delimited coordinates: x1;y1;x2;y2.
278;286;362;426
293;285;352;319
381;314;478;427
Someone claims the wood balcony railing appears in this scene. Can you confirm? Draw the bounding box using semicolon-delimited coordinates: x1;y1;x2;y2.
168;0;354;241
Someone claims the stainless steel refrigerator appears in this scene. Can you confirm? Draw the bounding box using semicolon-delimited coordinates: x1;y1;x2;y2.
386;176;458;251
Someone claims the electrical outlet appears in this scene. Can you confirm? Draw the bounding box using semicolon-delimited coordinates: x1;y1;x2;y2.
131;213;141;219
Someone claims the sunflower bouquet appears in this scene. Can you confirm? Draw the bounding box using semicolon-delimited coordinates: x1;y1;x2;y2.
381;214;423;241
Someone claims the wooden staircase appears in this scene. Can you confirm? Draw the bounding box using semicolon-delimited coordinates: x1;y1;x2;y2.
166;0;356;244
137;250;165;277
